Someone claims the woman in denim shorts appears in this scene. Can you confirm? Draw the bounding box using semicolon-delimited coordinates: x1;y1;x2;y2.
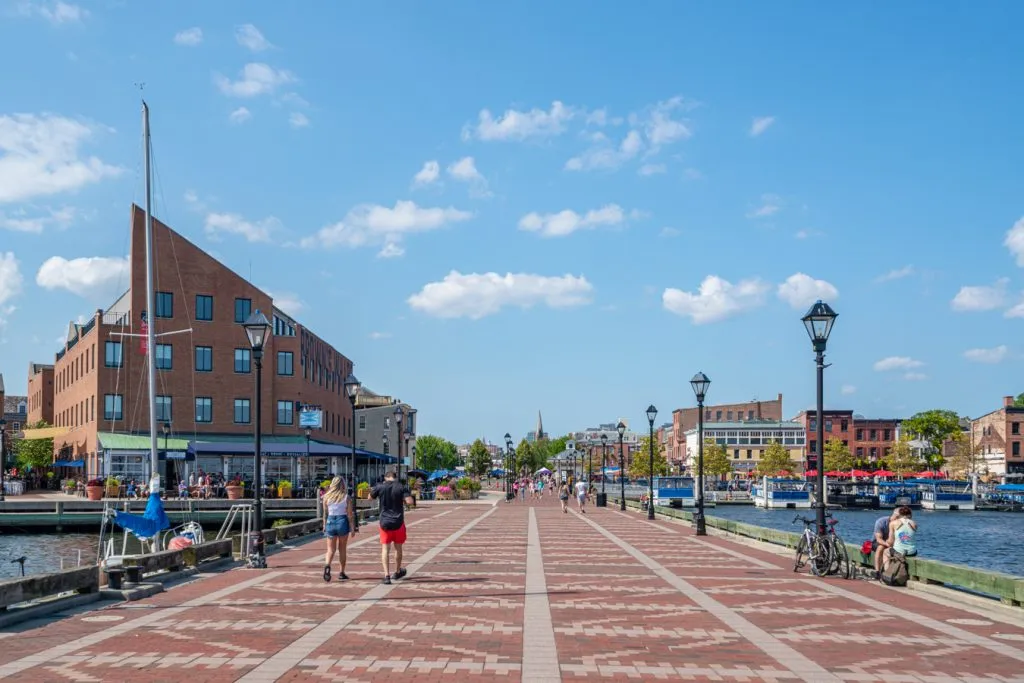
322;476;356;582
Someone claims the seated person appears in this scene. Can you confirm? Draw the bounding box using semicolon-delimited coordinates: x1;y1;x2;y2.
889;506;918;557
872;509;898;580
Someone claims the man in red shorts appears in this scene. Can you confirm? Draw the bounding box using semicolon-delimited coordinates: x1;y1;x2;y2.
370;470;414;584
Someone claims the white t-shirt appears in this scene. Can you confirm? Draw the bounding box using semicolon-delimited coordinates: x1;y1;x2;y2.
575;481;588;497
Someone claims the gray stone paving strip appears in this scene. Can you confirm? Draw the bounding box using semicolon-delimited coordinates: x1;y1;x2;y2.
607;508;781;570
237;505;499;683
803;579;1024;663
299;508;455;564
522;507;561;683
0;570;282;680
576;511;842;683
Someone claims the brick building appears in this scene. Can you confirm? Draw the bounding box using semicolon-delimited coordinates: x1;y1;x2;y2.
671;394;784;468
789;410;901;470
0;373;28;462
682;420;806;476
27;363;54;426
970;396;1024;476
35;205;371;484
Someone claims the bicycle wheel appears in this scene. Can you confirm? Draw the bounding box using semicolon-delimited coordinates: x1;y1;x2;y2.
809;535;832;576
831;535;852;579
793;535;808;572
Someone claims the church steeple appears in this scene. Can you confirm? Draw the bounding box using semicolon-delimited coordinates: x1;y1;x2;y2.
536;410;544;440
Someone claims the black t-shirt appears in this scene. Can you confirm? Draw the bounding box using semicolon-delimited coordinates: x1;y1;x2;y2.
371;480;410;530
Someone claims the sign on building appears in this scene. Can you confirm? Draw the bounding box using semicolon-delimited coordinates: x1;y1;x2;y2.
299;404;323;428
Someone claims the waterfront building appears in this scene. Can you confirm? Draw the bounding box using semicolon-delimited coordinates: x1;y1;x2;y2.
969;396;1024;476
574;421;641;470
0;373;28;453
26;364;54;426
353;386;417;471
789;410;902;470
29;206;387;484
683;420;806;476
672;394;784;469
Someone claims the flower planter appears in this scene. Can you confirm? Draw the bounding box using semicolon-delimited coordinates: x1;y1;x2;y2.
85;485;103;501
278;485;292;499
225;485;243;500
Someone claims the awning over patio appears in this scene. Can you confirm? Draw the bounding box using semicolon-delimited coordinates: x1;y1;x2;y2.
21;426;70;440
99;432;192;451
53;459;84;467
187;439;354;456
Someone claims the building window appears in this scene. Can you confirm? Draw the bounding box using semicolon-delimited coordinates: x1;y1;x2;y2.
103;394;123;420
195;346;212;372
825;419;833;432
358;415;365;429
810;419;817;431
869;447;878;459
884;429;892;440
383;441;390;455
234;348;251;373
277;351;293;376
155;395;172;422
195;397;212;423
747;410;754;421
716;410;722;421
104;341;123;368
727;410;733;421
1014;442;1021;457
840;420;848;431
234;399;251;424
856;447;864;457
155;343;172;370
809;440;817;455
277;400;294;425
869;429;877;440
156;291;173;318
1014;423;1020;436
705;409;711;420
856;428;863;440
196;295;213;321
234;298;252;323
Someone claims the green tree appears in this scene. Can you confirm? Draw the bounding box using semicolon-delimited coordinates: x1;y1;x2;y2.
628;436;669;479
547;434;570;457
414;435;459;472
902;409;960;470
756;441;795;477
1014;393;1024;408
14;420;53;470
945;432;986;478
888;437;923;477
698;439;733;478
467;439;491;477
822;438;855;472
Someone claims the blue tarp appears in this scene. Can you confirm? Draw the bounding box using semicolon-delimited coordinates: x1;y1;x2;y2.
113;491;171;540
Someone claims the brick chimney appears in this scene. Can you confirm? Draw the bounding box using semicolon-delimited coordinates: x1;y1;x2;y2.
1004;396;1014;408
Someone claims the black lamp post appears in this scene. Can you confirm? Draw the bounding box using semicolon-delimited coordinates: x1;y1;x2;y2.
587;442;593;491
394;405;404;482
242;310;271;567
617;421;626;511
597;433;607;507
344;373;361;529
646;405;658;520
504;433;513;501
802;299;838;537
0;418;6;502
690;372;711;536
304;426;311;488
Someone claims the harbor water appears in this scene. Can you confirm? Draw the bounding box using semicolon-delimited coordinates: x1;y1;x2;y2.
707;505;1024;577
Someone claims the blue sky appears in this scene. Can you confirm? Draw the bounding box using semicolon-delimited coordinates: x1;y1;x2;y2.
1;1;1023;443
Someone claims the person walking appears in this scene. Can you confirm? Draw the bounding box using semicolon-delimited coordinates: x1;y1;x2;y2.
321;476;356;582
575;478;588;513
558;480;570;513
370;470;414;584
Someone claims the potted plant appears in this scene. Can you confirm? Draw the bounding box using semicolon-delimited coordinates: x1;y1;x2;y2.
62;478;76;495
356;481;371;499
436;485;453;501
104;477;121;498
85;478;104;501
225;477;244;500
277;480;293;499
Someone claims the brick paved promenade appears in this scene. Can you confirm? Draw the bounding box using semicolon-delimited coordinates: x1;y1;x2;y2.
1;495;1023;682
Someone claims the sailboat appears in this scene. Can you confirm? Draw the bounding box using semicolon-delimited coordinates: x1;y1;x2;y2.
98;101;204;566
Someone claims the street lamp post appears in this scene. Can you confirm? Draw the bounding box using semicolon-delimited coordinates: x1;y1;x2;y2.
690;372;711;536
617;421;626;511
304;426;311;489
587;442;593;491
344;373;361;530
802;300;838;537
0;419;6;502
394;405;404;482
504;433;513;502
646;405;658;520
242;310;271;568
597;433;607;507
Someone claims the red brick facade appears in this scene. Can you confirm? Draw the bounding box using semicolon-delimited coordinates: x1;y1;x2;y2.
790;410;900;469
27;363;54;426
672;394;783;465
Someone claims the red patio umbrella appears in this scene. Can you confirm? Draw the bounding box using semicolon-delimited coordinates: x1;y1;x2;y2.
915;470;938;478
804;469;818;477
851;469;873;478
872;469;895;477
825;470;849;477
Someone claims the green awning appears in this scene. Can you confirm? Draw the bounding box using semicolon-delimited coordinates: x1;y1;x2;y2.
98;432;192;451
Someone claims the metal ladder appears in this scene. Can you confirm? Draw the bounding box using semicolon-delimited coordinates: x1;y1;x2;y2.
216;504;256;559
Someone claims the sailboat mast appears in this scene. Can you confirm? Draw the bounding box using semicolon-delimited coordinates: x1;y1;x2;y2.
142;101;160;493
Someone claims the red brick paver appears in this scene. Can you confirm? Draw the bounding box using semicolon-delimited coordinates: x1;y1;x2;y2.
1;498;1022;682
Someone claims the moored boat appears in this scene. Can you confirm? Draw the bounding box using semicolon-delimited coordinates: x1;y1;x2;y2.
752;477;811;509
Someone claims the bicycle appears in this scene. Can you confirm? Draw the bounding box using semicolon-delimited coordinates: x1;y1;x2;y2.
821;514;853;579
793;515;832;576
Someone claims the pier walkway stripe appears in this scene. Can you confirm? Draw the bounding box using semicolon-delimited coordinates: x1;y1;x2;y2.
522;507;560;682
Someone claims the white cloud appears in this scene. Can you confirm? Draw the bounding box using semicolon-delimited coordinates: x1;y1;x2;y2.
413;161;440;187
369;331;392;340
174;27;202;46
1004;217;1024;267
447;156;483;182
228;107;251;124
565;130;642;171
1004;302;1024;319
204;212;278;243
638;163;666;176
964;345;1008;364
235;24;272;51
518;204;630;238
873;356;924;372
662;275;769;324
266;291;304;316
777;273;838;309
300;201;473;255
0;114;121;204
950;278;1008;312
408;271;593;319
288;112;309;128
841;384;857;395
377;242;404;259
875;265;914;283
903;372;928;381
214;63;295;98
466;101;573;141
17;1;86;24
0;252;23;310
638;96;693;149
36;255;128;297
749;116;776;137
0;206;76;233
746;193;781;218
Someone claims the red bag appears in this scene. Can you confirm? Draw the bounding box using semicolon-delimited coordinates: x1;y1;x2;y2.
860;540;873;555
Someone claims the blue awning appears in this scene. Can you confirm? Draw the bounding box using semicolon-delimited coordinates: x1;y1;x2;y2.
54;459;84;467
188;440;355;456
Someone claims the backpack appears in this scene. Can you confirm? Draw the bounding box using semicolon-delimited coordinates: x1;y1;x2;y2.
881;550;910;587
